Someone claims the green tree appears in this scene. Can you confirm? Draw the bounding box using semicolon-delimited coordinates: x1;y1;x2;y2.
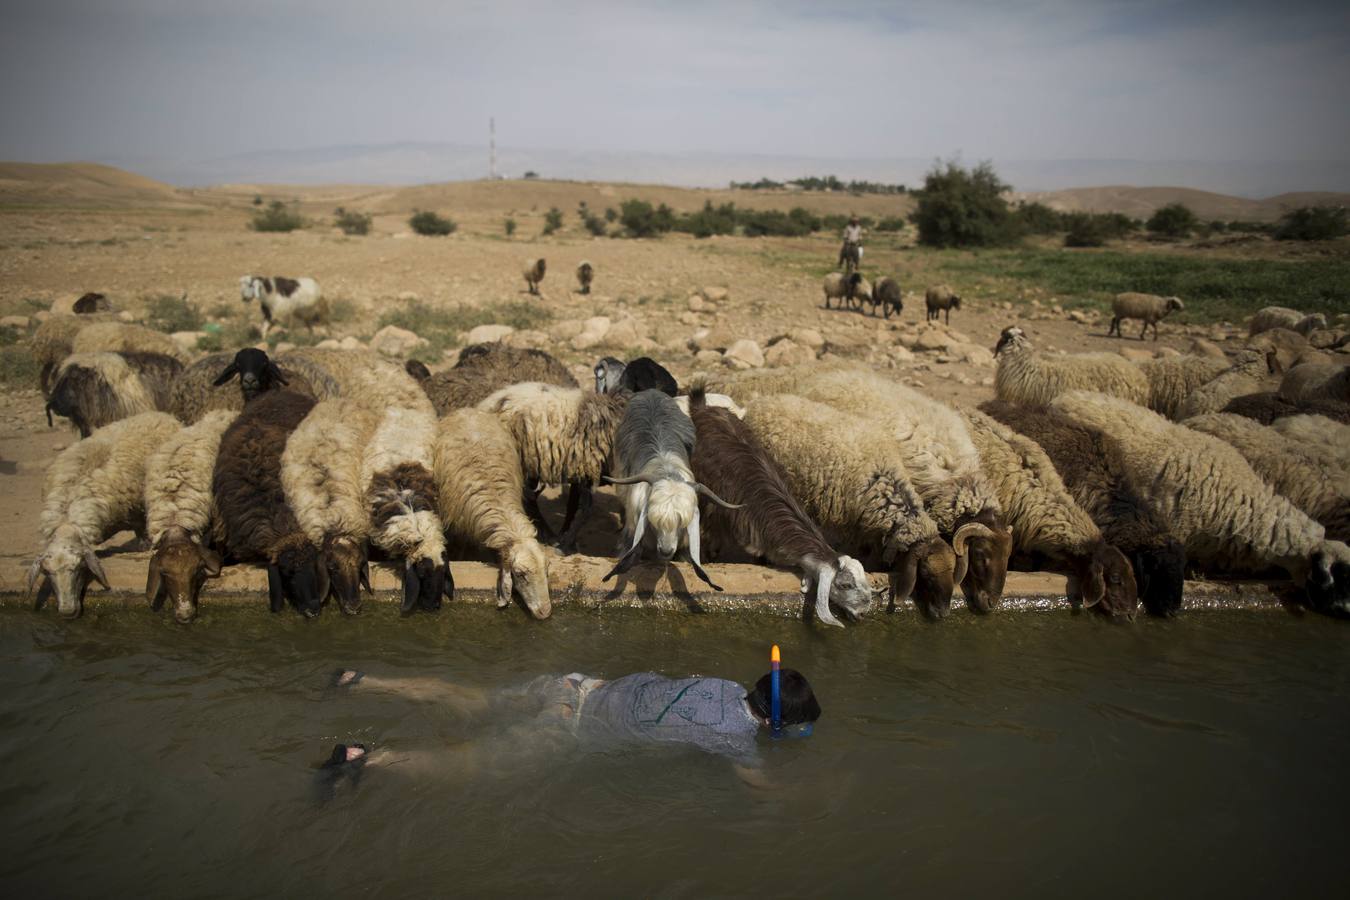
1274;206;1348;241
1146;203;1197;238
409;210;457;236
910;160;1017;248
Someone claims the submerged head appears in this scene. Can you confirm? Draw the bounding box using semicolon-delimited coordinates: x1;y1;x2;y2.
956;517;1012;615
827;556;872;622
29;524;110;619
401;552;454;616
269;541;328;618
322;535;370;615
146;526;223;624
894;536;958;621
747;668;822;729
499;540;551;620
1302;543;1350;618
646;480;700;560
1070;543;1139;621
1131;537;1187;617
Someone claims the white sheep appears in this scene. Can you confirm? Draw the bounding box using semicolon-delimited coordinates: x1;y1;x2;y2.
925;285;962;324
1248;306;1328;337
993;326;1148;408
1174;349;1277;419
239;275;327;340
1109;293;1183;341
144;410;236;622
278;347;433;415
822;272;869;310
32;412;183;618
1137;354;1230;420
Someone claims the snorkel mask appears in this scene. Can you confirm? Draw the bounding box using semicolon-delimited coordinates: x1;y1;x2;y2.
769;644;814;740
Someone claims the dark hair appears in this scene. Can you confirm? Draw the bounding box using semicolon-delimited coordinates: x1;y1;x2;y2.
746;668;821;726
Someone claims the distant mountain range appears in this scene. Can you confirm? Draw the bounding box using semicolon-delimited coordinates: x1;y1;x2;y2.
98;141;1350;198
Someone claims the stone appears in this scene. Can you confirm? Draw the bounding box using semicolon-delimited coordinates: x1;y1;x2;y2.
397;292;419;302
787;327;825;349
702;286;729;303
1188;338;1228;360
118;310;137;322
0;315;30;329
601;317;645;348
274;341;296;354
723;339;764;369
466;324;515;344
678;312;701;326
1118;347;1154;363
338;335;366;351
550;319;585;341
315;338;342;350
370;325;427;357
687;295;707;313
169;331;207;354
1154;346;1181;358
913;328;953;352
691;327;736;353
695;350;723;365
889;345;915;363
504;329;549;350
32;310;51;323
949;343;995;367
1067;310;1091;324
571;316;611;351
764;339;815;367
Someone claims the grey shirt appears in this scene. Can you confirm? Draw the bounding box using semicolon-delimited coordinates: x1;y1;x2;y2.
578;673;761;764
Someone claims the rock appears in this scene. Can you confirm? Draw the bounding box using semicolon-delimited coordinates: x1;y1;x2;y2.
702;286;729;303
601;317;644;349
691;327;737;353
948;343;995;367
571;316;611;351
764;339;815;367
338;335;366;351
1188;338;1228;360
787;327;825;349
466;324;515;344
889;345;915;363
274;341;296;354
550;319;586;341
118;310;137;322
1154;346;1181;358
1118;347;1154;363
687;295;707;313
913;328;953;352
315;338;342;350
1067;310;1091;324
695;349;723;365
504;329;549;350
397;292;419;302
0;315;30;329
678;312;701;326
370;325;428;357
169;331;207;354
723;339;764;369
32;310;50;323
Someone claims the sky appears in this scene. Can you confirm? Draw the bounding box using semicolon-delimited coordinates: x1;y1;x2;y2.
1;0;1347;183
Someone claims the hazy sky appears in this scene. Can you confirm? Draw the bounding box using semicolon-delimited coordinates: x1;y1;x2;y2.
1;0;1347;166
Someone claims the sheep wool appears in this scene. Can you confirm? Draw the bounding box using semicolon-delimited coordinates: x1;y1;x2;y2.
145;409;238;545
994;326;1149;409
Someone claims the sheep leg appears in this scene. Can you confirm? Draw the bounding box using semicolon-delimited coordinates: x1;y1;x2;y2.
1139;321;1148;341
522;478;554;539
556;484;593;556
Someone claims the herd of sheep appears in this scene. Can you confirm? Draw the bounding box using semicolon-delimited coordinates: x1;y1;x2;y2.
18;282;1350;627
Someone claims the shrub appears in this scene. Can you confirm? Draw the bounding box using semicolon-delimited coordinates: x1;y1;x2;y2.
146;294;204;332
523;171;539;180
1063;215;1109;248
0;345;39;387
252;195;263;206
504;218;516;237
875;216;907;232
409;210;457;236
1146;203;1196;239
1014;202;1065;235
334;207;372;236
1274;206;1349;241
250;201;304;233
910;160;1017;248
604;207;618;223
675;201;738;238
739;209;811;237
542;207;564;236
620;199;675;238
577;202;607;236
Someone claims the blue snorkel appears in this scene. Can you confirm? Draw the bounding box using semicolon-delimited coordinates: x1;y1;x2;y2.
770;644;782;738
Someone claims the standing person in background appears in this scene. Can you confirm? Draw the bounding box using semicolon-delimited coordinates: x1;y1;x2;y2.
839;216;864;272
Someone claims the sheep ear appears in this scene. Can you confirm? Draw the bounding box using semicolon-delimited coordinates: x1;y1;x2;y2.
34;576;53;612
146;556;164;610
266;361;288;386
495;566;513;608
84;551;110;591
401;565;420;615
359;561;372;595
267;564;285;612
602;543;643;583
442;560;456;601
212;363;239;387
199;546;223;577
814;566;844;627
684;509;724;592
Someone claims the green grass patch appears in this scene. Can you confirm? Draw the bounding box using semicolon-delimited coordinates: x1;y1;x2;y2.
250;201;305;233
378;299;553;358
0;345;39;387
145;294;204;332
932;248;1350;323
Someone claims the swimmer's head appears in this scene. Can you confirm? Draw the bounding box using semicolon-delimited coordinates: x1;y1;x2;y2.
747;668;820;728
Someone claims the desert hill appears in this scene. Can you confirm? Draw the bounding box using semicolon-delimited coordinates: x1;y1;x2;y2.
1015;185;1350;223
0;162;207;210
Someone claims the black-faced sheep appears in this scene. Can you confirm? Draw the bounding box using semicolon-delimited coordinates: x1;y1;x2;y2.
212;390;329;617
144;410;236;623
603;390;741;593
45;351;184;437
1051;390;1350;616
979;399;1187;617
871;277;903;319
31;412;182;618
47;291;112;315
1248;306;1328;337
576;261;594;294
594;356;679;397
962;408;1138;619
742;394;962;620
687;386;872;625
239;275;326;340
169;349;321;423
523;259;546;295
925;285;961;324
994;326;1149;408
1109;293;1183;341
433;408;551;619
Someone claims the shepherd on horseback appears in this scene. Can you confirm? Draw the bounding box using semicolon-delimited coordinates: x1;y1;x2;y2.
838;215;863;273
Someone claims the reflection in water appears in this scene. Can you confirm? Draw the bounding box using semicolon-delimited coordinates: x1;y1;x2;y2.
1;607;1347;896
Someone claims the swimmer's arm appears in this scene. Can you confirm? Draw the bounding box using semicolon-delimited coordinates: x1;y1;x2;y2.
733;762;773;791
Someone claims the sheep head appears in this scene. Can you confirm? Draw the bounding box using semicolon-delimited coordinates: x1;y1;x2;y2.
146;526;222;624
322;535;370;616
29;523;110;619
993;326;1029;356
238;276;261;302
1301;541;1350;618
1067;543;1138;621
594;357;626;395
268;540;327;618
212;347;287;402
499;540;551;619
951;295;963;309
954;515;1012;614
893;536;957;620
1165;297;1184;312
401;551;455;616
802;555;871;627
1129;537;1187;617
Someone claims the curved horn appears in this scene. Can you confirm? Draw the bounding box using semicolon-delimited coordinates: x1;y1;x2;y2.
888;549;920;612
694;483;743;510
602;473;659;487
146;556;164;610
814;565;844;627
84;551;110;591
951;522;995;558
953;543;970;588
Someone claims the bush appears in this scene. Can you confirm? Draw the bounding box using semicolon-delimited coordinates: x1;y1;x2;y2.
675;201;738;238
252;195;263;206
1014;202;1065;235
0;345;39;387
541;207;564;236
523;171;539;180
1063;212;1136;247
1274;206;1349;241
620;200;675;238
409;210;457;236
146;294;204;332
1146;203;1196;238
739;209;811;237
378;299;552;358
250;201;304;233
577;202;607;236
334;207;371;236
910;160;1017;248
504;218;516;236
875;216;907;232
604;207;618;223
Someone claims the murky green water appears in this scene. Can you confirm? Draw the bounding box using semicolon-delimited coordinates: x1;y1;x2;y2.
2;605;1347;898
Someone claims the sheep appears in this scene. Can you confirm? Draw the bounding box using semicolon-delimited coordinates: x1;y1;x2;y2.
168;349;323;423
1109;293;1183;341
1186;413;1350;542
523;258;546;295
1174;349;1276;419
1246;327;1311;374
1050;390;1350;616
281;399;382;615
994;326;1149;408
742;394;961;620
29;312;116;394
1137;354;1230;420
602;390;741;594
925;285;961;324
361;406;453;614
1270;414;1350;473
144;410;236;623
278;347;433;414
212;390;329;617
433;408;551;619
686;385;872;625
871;277;903;319
1220;391;1350;426
45;351;184;437
673;392;746;419
822;272;867;310
594;356;678;396
961;408;1138;618
31;412;182;618
477;382;627;553
48;292;112;315
410;343;577;415
576;261;594;294
71;321;185;361
1279;363;1349;405
1248;306;1328;337
979;400;1188;617
239;275;327;340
